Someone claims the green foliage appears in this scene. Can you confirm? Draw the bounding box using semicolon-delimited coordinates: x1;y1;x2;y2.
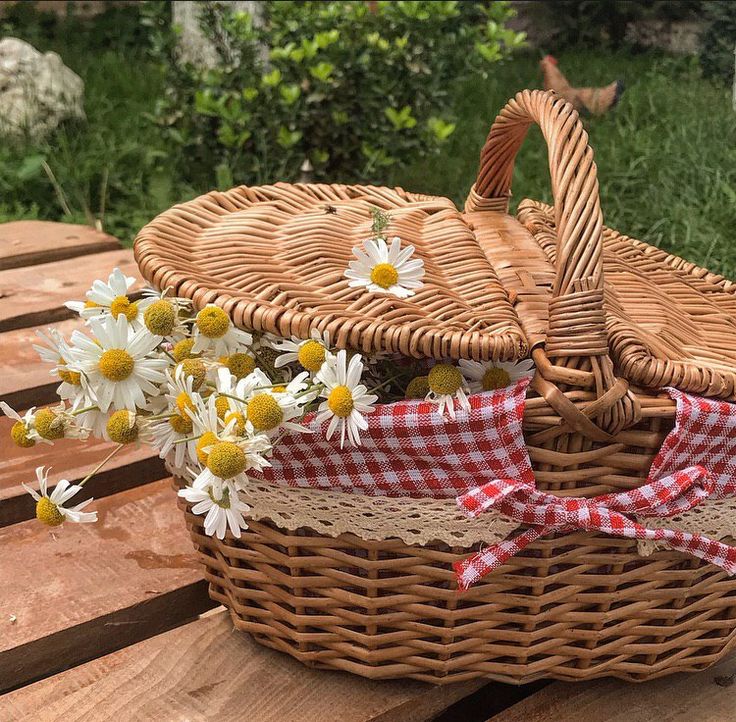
699;1;736;83
530;0;702;49
149;0;525;188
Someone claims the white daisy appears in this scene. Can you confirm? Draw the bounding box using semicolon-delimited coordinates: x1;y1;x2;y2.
425;363;471;420
65;267;153;328
191;303;253;357
315;350;378;447
148;414;197;475
23;466;97;526
69;315;168;412
273;329;334;375
344;236;424;298
459;358;535;394
178;478;250;539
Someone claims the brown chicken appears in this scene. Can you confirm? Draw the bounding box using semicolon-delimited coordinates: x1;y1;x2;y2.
540;55;623;116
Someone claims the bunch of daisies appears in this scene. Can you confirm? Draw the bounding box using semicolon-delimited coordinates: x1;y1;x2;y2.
7;209;533;540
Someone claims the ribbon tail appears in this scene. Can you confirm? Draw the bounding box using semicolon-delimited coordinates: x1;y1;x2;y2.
454;526;546;591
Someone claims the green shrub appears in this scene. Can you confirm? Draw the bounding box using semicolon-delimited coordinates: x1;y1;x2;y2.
699;1;736;83
148;1;524;188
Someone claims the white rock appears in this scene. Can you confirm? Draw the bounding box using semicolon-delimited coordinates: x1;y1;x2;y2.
0;37;85;140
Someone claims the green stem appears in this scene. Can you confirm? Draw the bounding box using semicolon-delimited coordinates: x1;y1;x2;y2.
78;444;125;487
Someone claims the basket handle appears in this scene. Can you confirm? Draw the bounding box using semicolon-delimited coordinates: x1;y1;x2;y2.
466;89;639;436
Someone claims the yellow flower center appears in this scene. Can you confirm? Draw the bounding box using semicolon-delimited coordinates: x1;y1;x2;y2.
10;421;35;448
482;366;512;391
144;299;176;335
405;375;429;400
84;300;100;309
207;441;247;479
109;295;139;322
177;359;206;391
224;410;247;436
176;391;195;416
428;364;463;395
98;349;135;381
106;410;139;444
297;340;326;372
208;485;232;509
327;385;354;417
36;497;64;526
172;338;196;363
34;408;65;440
272;385;286;393
58;368;81;386
196;306;230;339
247;393;283;431
169;413;193;435
196;431;218;464
225;353;256;380
214;395;230;419
370;263;399;289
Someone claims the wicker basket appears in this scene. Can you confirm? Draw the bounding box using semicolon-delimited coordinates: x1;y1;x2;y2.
136;90;736;684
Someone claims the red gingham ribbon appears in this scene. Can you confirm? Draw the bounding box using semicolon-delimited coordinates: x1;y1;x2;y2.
454;387;736;590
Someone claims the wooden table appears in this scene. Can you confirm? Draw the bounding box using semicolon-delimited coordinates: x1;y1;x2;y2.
1;221;735;722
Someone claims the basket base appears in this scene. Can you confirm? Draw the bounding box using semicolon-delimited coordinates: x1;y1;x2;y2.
179;501;736;685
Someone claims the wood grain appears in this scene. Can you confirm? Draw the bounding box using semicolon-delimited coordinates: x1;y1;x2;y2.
488;654;736;722
0;479;213;692
1;608;484;722
0;221;120;271
0;316;84;410
0;249;140;332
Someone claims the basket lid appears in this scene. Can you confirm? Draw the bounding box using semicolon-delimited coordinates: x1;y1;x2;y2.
134;183;528;362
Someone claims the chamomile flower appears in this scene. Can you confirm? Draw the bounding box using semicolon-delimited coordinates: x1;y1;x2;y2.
23;466;97;526
66;267;153;328
178;478;250;539
344;236;424;298
273;329;333;375
70;315;168;412
1;401;42;447
191;304;253;357
148;413;197;474
426;363;470;420
315;350;378;447
459;359;535;393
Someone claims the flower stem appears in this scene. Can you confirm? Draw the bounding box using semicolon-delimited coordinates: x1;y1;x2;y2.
78;444;125;487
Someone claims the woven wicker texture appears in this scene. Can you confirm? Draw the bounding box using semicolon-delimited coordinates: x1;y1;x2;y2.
135;185;526;361
140;90;736;684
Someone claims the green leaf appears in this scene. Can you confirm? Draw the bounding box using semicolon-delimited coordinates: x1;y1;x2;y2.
279;84;301;105
15;154;46;181
309;62;334;83
262;68;282;87
215;163;233;189
384;106;417;130
277;126;303;149
242;87;259;102
427;117;456;142
194;90;220;117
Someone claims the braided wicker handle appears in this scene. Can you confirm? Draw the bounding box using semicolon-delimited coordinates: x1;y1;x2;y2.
466;89;639;436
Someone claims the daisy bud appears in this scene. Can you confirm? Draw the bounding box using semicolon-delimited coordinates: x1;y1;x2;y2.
196;306;230;339
106;410;139;445
196;431;219;465
224;353;256;380
405;375;429;400
34;408;65;441
176;358;207;390
428;364;463;396
11;421;35;448
247;394;283;431
36;497;64;526
297;340;327;373
172;338;197;363
206;441;247;479
143;299;176;336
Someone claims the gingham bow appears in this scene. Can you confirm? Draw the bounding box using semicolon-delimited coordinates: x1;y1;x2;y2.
453;466;736;591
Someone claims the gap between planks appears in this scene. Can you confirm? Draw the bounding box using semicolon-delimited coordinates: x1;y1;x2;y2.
0;608;486;722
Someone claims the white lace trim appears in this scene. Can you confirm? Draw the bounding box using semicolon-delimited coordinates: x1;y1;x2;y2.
171;460;736;554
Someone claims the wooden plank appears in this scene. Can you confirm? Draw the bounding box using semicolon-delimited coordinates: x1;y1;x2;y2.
0;479;213;693
487;654;736;722
0;249;140;332
0;414;166;526
1;609;485;722
0;221;120;271
0;316;85;410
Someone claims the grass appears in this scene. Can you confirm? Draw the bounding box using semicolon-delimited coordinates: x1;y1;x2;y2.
395;50;736;277
2;34;735;277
